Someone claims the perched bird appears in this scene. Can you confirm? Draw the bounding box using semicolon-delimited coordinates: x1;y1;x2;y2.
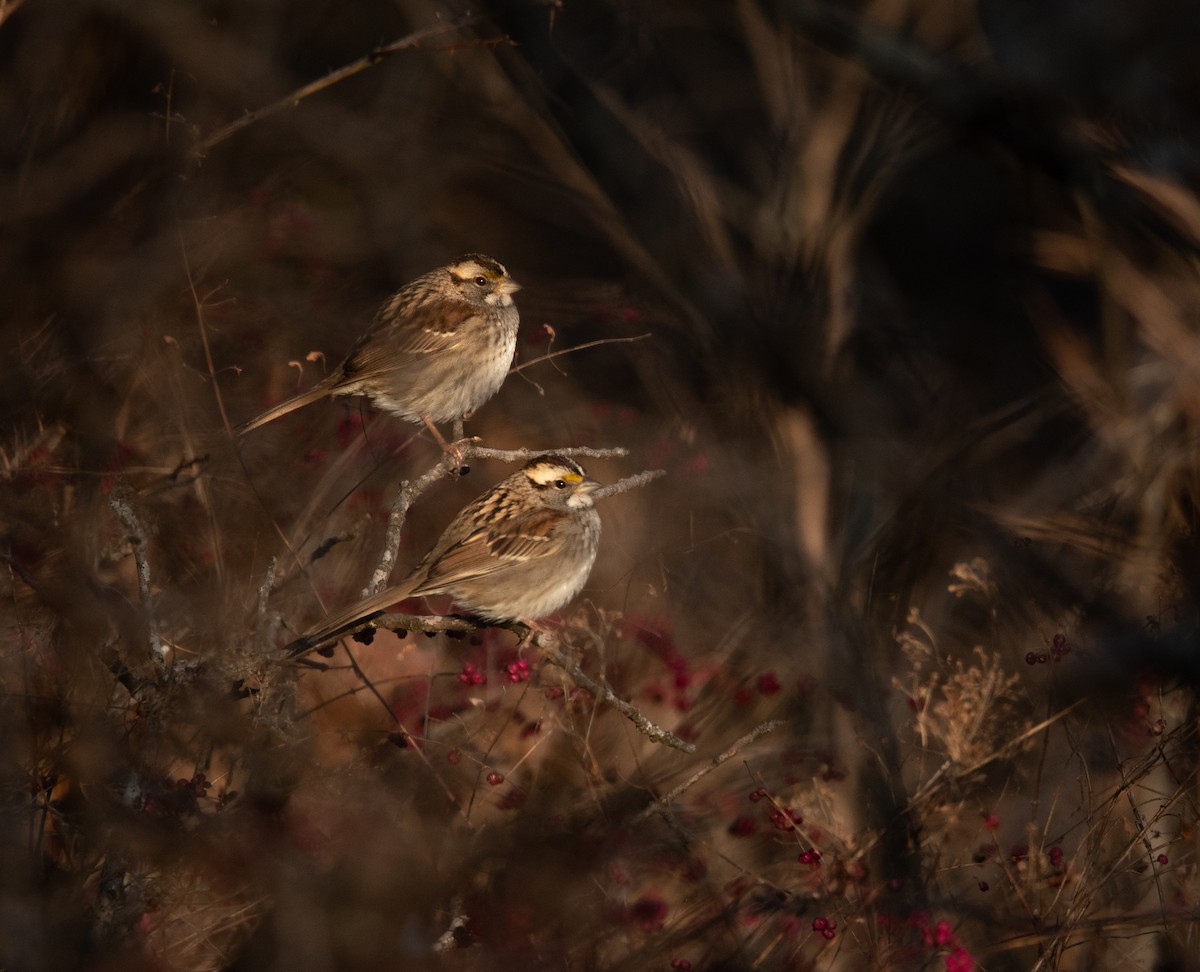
287;454;603;653
236;254;520;439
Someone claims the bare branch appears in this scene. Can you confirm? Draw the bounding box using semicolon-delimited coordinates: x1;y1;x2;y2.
365;461;460;597
635;720;787;822
467;444;630;463
591;468;666;501
541;638;696;753
193;22;508;157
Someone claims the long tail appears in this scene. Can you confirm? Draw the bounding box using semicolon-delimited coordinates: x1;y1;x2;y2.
235;377;338;435
285;579;420;655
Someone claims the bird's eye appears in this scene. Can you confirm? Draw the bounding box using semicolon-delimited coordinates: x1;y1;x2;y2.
553;480;567;489
474;275;488;287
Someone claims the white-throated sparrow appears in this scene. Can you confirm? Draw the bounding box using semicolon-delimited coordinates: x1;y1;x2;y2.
236;254;520;436
288;454;603;653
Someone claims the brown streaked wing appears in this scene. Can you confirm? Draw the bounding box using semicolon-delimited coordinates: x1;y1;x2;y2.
345;301;480;376
413;509;567;594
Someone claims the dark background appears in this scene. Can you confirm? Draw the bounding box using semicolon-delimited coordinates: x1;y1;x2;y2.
4;1;1200;969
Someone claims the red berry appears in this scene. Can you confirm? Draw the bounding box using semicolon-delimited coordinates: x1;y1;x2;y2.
486;771;503;786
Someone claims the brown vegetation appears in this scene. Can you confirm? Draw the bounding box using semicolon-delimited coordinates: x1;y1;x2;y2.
4;1;1200;969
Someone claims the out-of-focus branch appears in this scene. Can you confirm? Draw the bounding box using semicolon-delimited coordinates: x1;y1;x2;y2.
771;0;1200;256
0;0;24;29
109;489;167;674
193;21;511;158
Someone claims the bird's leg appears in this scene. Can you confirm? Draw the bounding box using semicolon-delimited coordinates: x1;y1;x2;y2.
420;415;477;473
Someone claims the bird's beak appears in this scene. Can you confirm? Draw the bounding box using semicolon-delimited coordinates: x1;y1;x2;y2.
577;478;602;495
499;277;522;296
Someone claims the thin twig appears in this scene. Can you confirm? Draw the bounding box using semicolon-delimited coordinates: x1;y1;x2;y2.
177;228;228;580
590;468;666;501
906;698;1086;809
109;490;167;673
193;22;505;157
635;720;787;822
541;638;695;753
510;333;653;375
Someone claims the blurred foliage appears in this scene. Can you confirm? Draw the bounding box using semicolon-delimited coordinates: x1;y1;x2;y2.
4;0;1200;969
